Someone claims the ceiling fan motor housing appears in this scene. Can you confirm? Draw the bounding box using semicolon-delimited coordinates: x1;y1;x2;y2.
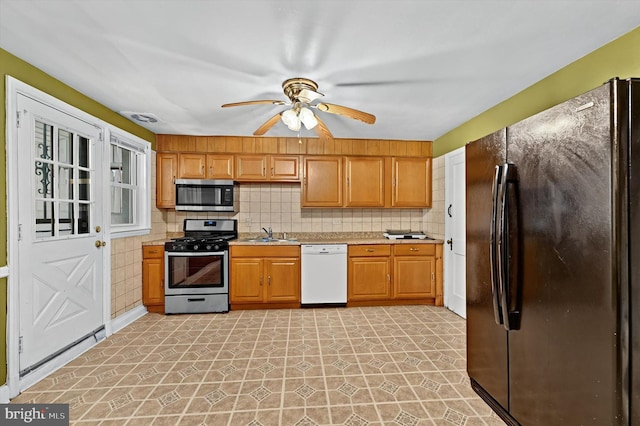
282;77;320;103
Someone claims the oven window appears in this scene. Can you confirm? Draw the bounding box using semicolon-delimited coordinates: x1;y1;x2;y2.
168;254;225;289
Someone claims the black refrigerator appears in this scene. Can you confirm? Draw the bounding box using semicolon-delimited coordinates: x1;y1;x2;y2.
466;78;640;425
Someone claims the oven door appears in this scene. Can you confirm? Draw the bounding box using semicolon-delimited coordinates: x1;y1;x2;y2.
165;251;228;295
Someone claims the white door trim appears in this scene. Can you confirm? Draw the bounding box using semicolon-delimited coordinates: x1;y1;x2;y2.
5;76;112;397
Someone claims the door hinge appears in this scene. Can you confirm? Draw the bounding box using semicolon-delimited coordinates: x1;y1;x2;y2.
16;111;21;128
18;224;22;241
19;336;23;354
431;272;435;282
99;132;104;142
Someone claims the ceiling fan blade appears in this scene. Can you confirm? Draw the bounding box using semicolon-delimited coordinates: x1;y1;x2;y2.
313;114;333;140
315;102;376;124
253;112;282;136
222;100;286;108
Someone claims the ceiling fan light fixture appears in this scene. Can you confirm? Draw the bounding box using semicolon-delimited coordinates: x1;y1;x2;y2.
299;107;318;130
281;108;301;131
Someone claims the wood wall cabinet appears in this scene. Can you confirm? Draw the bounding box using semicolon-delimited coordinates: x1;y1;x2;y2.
344;156;385;207
302;156;343;207
230;245;300;309
156;153;178;208
348;243;443;307
142;246;165;313
178;153;234;179
235;155;299;182
348;245;392;302
392;157;432;207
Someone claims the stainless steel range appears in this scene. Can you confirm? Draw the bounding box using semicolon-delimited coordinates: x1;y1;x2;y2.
164;219;237;314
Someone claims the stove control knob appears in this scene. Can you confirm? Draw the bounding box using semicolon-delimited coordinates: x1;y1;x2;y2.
205;244;212;251
214;244;220;251
193;244;199;251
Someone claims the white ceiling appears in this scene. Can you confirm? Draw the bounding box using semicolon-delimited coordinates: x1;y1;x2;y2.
1;0;640;141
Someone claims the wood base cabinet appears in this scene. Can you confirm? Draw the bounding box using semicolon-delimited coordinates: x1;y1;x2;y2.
142;246;165;313
348;245;392;302
347;243;443;307
230;245;300;309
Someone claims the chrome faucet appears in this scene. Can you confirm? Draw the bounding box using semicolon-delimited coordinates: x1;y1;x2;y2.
262;226;273;239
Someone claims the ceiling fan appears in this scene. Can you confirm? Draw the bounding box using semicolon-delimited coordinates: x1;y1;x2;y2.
221;77;376;139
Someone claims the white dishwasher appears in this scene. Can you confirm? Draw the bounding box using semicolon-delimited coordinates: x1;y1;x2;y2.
301;244;348;306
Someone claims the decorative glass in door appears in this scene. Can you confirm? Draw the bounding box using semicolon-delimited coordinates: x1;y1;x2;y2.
34;120;92;238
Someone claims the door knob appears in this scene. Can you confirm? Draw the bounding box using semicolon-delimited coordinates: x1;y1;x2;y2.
446;239;453;251
95;240;107;248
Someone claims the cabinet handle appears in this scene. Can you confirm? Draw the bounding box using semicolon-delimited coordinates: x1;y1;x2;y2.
201;165;205;174
303;177;307;185
392;178;396;187
268;275;271;285
432;272;435;282
409;247;419;252
262;167;266;177
366;248;375;252
387;273;390;283
346;177;350;186
148;249;159;254
271;167;274;176
259;275;263;286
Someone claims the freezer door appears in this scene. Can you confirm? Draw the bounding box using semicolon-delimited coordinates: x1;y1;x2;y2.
465;129;509;410
506;82;622;424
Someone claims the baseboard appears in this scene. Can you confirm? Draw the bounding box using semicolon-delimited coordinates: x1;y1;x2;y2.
109;305;148;334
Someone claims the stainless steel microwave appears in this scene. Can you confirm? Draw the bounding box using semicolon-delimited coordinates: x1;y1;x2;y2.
174;179;238;212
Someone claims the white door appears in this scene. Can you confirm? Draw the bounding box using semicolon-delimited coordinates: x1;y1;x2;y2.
16;94;105;373
444;147;466;318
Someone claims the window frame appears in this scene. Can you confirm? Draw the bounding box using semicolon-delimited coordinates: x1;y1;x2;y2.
107;129;151;238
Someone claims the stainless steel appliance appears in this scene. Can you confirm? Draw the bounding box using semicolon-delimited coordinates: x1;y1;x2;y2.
164;219;237;314
301;244;347;306
175;179;238;212
466;78;640;424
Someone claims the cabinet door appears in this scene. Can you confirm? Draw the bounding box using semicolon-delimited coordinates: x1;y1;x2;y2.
230;258;264;303
270;155;300;181
393;255;436;299
142;247;165;306
348;257;391;301
265;258;300;302
344;157;385;207
178;153;207;179
302;156;343;207
156;153;177;208
235;155;268;181
392;157;432;207
206;154;234;179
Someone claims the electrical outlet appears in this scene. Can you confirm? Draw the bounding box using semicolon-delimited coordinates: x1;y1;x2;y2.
332;218;342;225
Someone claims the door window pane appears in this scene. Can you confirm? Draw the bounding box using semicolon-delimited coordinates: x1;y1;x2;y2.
35;200;54;239
59;202;74;236
35;121;53;161
78;170;90;201
58;166;73;200
34;162;53;199
78;203;90;234
58;129;73;164
78;136;89;168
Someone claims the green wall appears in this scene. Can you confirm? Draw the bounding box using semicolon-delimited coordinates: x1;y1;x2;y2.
0;48;155;386
433;26;640;157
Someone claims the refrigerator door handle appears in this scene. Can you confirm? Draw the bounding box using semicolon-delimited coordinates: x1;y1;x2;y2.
490;165;504;325
498;163;521;331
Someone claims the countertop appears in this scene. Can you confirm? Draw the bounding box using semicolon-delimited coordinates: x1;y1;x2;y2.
143;233;444;247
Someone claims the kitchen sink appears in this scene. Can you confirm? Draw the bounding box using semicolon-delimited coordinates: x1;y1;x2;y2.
242;238;298;243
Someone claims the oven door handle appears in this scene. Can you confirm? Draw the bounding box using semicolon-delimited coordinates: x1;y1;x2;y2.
165;251;227;257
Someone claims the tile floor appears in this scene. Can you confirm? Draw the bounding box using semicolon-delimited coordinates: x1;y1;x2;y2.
12;306;507;425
